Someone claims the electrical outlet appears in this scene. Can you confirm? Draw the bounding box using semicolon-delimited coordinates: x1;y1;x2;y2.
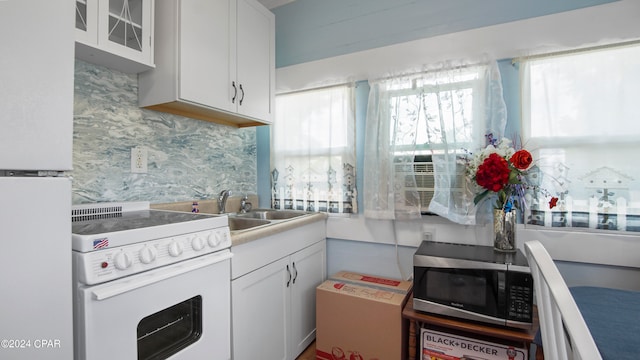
421;226;436;243
131;147;148;174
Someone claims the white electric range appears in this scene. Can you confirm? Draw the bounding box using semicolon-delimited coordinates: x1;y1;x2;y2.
71;201;232;360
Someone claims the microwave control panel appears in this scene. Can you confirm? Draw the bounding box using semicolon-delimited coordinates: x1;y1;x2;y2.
506;271;533;322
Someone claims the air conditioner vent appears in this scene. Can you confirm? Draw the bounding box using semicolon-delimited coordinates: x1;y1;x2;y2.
395;158;464;215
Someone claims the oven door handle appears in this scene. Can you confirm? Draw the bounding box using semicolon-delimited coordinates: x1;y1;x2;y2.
92;250;233;301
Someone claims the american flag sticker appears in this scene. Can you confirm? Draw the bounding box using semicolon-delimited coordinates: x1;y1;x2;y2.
93;237;109;249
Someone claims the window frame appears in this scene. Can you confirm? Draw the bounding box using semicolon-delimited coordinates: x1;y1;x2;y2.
386;78;482;156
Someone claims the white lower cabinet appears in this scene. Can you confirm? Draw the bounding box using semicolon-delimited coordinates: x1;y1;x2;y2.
231;228;326;360
290;241;327;356
232;256;290;360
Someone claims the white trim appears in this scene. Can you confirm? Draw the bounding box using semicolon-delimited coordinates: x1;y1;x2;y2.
326;215;640;269
519;225;640;268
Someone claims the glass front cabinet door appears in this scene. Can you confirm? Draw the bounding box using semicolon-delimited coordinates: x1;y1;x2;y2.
75;0;154;73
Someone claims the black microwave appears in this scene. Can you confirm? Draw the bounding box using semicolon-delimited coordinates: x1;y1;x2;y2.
413;241;533;329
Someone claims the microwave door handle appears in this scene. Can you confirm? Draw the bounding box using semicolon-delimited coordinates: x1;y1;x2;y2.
92;251;233;301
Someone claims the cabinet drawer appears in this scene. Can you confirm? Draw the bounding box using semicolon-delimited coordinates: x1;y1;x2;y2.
231;220;325;279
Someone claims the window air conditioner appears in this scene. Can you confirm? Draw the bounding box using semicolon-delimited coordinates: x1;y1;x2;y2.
395;155;436;215
396;155;465;215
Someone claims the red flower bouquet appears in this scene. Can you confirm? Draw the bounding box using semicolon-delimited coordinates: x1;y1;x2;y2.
465;136;556;212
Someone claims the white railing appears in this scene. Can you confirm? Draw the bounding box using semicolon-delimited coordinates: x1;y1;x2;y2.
524;240;602;360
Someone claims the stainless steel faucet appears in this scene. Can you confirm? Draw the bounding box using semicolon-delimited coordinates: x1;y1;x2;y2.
240;195;252;213
218;190;231;213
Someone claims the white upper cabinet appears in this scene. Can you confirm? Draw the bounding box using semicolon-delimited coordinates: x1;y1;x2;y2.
75;0;154;74
235;0;274;122
138;0;275;127
178;0;235;115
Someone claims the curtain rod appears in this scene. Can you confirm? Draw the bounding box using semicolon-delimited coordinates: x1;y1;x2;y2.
280;58;494;92
511;39;640;65
369;60;489;84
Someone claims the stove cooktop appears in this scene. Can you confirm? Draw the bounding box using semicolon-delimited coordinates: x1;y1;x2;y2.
71;202;228;252
72;209;219;235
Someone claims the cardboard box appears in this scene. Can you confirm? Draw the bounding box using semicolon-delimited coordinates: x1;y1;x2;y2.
316;271;412;360
421;328;528;360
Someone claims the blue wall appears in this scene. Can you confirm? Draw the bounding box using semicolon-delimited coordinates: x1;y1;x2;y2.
274;0;616;68
256;125;271;207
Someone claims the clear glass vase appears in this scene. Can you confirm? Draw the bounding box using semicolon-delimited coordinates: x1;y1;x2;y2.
493;208;516;252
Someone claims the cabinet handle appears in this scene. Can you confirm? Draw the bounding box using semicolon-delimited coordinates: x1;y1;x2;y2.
292;262;298;284
239;84;245;106
231;81;237;104
286;264;291;287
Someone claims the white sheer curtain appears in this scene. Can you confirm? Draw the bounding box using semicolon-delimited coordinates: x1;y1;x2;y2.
522;44;640;146
520;43;640;231
363;58;507;223
271;84;357;214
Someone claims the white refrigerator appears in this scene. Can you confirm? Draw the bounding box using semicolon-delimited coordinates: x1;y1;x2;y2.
0;1;75;359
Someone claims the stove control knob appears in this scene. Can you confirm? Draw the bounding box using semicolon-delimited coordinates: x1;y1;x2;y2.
191;235;205;251
207;231;222;247
139;245;157;264
168;240;184;257
113;251;133;270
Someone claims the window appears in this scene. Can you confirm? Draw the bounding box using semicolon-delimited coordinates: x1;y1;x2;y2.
387;70;481;155
271;84;357;214
364;59;507;223
391;71;482;217
521;43;640;232
388;75;478;216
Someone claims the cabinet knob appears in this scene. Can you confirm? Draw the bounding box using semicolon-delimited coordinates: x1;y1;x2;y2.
239;84;245;105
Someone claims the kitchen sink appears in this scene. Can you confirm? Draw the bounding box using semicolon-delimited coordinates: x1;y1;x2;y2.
227;209;313;232
228;217;270;231
233;209;308;220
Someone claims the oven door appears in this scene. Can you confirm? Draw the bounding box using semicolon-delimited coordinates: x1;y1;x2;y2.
74;250;232;360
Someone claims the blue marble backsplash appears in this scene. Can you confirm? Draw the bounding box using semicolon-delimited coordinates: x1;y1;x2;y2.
72;60;257;204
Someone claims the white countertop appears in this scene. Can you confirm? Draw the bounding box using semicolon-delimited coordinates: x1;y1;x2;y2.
151;199;327;246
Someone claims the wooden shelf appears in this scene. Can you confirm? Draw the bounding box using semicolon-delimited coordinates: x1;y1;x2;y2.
402;294;543;360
